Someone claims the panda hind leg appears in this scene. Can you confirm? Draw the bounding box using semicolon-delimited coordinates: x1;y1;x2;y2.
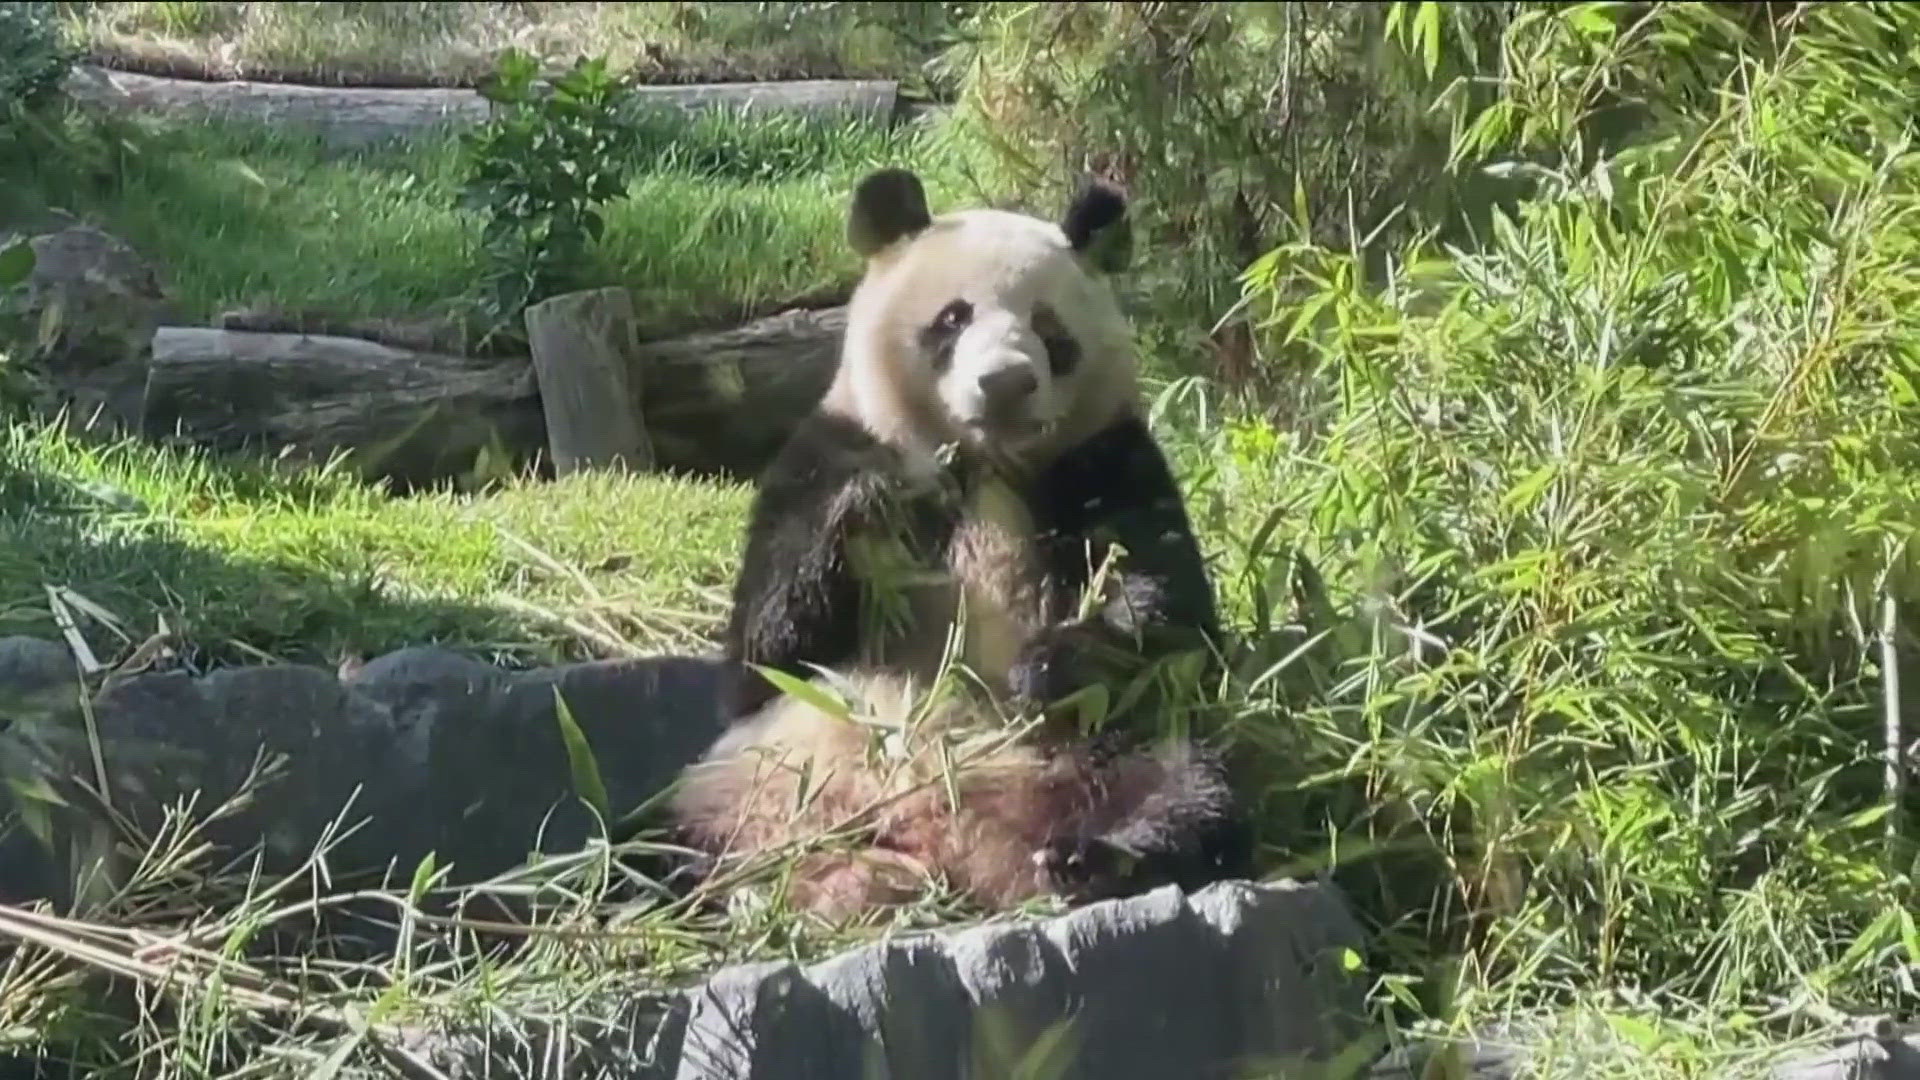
1035;737;1254;903
781;847;932;923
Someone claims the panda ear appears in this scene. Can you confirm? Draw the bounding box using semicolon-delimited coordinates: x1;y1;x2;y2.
1061;178;1131;274
848;169;932;256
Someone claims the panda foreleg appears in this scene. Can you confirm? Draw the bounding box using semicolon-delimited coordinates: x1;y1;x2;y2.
724;417;959;719
783;848;929;922
1013;414;1225;722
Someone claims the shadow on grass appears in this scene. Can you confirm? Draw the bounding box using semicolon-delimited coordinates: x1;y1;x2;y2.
0;434;727;901
0;453;534;670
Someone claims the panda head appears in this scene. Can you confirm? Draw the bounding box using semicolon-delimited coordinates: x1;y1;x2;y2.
826;168;1139;468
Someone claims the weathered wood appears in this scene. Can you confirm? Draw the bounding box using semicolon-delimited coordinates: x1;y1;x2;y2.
63;64;900;152
523;287;653;476
141;327;543;490
630;306;846;478
133;305;846;487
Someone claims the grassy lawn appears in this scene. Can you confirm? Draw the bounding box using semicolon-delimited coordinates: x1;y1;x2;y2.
2;104;976;338
0;420;751;670
57;1;950;86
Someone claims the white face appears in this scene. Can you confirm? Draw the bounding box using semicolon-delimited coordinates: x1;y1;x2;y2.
837;208;1136;463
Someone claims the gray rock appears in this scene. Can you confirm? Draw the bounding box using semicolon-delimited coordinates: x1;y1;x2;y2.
408;878;1376;1080
0;636;88;905
11;226;172;365
0;642;724;912
1772;1020;1920;1079
0;642;1387;1075
0;225;174;431
0;635;79;724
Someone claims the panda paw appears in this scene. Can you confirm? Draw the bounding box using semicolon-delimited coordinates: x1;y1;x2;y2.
1033;835;1138;903
887;443;964;503
1007;621;1118;715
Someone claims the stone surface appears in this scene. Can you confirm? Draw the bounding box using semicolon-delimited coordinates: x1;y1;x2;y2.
409;879;1376;1080
0;636;79;726
0;641;725;907
0;226;173;432
4;226;173;368
0;638;1385;1077
1771;1021;1920;1079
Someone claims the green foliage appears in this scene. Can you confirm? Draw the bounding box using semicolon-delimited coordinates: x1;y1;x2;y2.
0;0;79;144
0;236;31;411
552;687;612;824
4;110;930;341
0;237;30;288
0;420;749;668
941;1;1513;387
457;50;637;338
626;103;909;185
1190;0;1920;1032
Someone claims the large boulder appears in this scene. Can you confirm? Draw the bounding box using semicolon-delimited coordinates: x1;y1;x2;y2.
0;637;1389;1076
0;638;724;907
403;878;1378;1079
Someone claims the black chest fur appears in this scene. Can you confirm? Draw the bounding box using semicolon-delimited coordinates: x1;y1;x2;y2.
720;410;1220;723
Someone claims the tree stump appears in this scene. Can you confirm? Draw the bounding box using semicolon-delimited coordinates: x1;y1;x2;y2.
522;287;655;476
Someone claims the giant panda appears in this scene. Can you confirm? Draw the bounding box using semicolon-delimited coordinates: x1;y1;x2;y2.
665;167;1254;923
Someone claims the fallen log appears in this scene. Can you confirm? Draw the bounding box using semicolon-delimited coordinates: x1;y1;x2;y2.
63;64;900;152
136;305;846;486
630;305;845;478
140;327;543;490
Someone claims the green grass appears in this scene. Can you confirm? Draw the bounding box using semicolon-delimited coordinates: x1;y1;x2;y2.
3;104;970;338
0;420;749;668
56;1;953;86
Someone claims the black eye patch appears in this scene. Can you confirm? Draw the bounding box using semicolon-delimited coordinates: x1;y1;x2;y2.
1032;304;1081;376
917;298;972;373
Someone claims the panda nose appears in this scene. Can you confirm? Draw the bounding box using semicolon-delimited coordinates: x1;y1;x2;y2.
978;366;1039;406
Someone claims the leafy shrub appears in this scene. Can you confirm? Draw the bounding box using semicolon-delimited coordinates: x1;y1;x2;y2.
0;1;79;141
1197;0;1920;1033
457;49;636;339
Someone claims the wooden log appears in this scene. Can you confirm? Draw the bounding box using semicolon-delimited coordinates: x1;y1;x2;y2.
140;327;543;490
132;305;847;488
631;306;846;479
523;287;654;476
63;64;900;152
